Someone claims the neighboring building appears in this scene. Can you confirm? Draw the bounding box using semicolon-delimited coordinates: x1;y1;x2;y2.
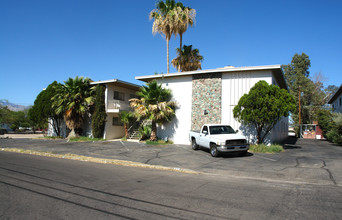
328;85;342;113
90;79;140;139
48;79;140;139
136;65;289;145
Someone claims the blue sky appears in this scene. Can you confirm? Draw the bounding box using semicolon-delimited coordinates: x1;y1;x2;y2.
1;0;341;106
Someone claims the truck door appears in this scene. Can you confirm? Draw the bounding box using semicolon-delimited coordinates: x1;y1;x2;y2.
199;126;210;148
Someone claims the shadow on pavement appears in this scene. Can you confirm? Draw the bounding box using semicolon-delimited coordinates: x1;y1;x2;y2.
282;137;302;150
199;147;253;158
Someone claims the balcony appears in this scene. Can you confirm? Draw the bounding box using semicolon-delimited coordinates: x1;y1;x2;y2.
107;100;130;113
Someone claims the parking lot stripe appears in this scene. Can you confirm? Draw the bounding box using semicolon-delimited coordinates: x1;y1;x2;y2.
253;154;277;161
120;140;130;151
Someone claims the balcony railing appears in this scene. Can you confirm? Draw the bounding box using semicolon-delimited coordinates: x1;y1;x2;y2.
107;100;130;112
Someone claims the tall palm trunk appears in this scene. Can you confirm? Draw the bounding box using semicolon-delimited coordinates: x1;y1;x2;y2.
124;124;128;138
167;38;170;73
179;33;183;51
68;128;77;139
150;120;157;141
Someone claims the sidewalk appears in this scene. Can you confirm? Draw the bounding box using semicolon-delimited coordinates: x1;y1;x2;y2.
0;137;341;186
1;133;44;139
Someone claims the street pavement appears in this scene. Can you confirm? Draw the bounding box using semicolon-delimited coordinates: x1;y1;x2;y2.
0;137;342;186
1;151;341;219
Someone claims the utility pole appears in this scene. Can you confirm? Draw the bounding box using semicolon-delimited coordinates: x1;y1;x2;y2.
298;86;301;125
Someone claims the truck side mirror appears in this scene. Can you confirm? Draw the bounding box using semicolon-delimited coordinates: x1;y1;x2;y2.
202;130;208;135
235;130;238;133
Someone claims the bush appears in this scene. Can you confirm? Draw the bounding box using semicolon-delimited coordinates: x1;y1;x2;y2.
145;139;173;145
249;144;284;153
44;136;63;139
139;125;151;140
69;136;105;142
319;112;342;145
91;85;107;138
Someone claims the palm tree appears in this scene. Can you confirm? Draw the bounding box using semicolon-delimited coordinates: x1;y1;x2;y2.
174;6;196;50
150;0;182;73
120;111;134;138
129;80;177;141
52;76;95;138
171;45;203;72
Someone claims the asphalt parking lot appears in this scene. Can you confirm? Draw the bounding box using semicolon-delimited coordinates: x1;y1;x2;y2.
1;136;342;186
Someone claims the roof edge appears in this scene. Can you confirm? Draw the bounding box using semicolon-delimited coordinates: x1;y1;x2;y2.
135;64;282;82
90;79;141;89
328;84;342;104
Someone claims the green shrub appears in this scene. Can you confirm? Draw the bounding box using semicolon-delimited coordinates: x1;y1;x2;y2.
139;125;151;140
318;111;342;145
43;136;63;139
91;85;107;138
69;136;105;142
249;144;284;153
326;128;342;145
145;139;173;145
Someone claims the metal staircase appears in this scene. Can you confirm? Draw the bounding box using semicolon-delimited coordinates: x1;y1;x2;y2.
128;120;151;140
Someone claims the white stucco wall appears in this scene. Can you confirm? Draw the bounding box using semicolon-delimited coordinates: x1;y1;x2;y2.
156;76;192;144
47;118;68;138
153;70;289;145
104;113;125;139
221;70;288;144
221;70;273;130
106;84;139;111
102;83;139;139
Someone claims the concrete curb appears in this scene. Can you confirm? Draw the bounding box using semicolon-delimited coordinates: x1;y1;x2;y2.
1;148;200;175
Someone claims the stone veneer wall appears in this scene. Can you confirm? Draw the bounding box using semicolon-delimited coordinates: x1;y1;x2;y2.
191;73;222;130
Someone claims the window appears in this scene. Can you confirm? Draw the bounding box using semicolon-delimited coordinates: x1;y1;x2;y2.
114;91;125;101
112;117;123;126
129;94;138;99
209;126;235;135
202;126;208;134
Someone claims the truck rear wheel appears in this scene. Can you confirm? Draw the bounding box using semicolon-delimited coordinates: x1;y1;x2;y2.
191;139;199;150
210;144;219;157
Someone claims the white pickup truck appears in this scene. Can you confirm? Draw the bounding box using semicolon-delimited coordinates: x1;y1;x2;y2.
189;124;249;157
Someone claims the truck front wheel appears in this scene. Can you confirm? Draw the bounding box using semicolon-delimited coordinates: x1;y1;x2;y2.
210;144;219;157
191;139;199;150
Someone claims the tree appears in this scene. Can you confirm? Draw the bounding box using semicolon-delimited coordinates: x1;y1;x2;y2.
0;105;13;126
129;80;177;141
150;0;183;73
325;85;339;101
282;52;326;124
91;85;107;138
120;111;134;138
316;109;335;135
10;110;31;130
53;76;95;138
28;106;41;132
174;5;196;50
318;111;342;145
233;80;296;144
171;44;203;72
28;81;64;135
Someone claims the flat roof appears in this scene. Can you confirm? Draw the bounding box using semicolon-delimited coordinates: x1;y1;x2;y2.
90;79;141;90
135;64;288;90
328;84;342;104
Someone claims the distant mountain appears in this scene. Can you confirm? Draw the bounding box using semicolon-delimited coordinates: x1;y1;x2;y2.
0;100;30;112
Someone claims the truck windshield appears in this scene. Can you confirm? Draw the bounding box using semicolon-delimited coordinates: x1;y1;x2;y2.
209;126;236;135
